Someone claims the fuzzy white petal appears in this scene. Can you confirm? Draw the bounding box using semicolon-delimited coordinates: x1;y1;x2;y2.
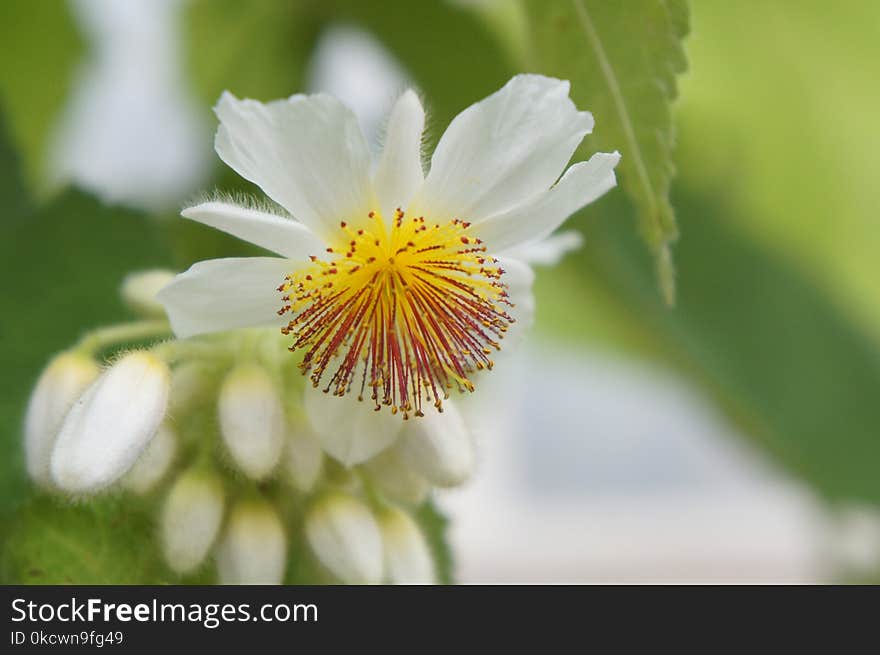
373;90;425;221
304;387;403;467
415;74;592;221
475;151;620;252
501;230;584;267
214;92;373;238
156;257;292;338
50;352;170;494
181;201;325;260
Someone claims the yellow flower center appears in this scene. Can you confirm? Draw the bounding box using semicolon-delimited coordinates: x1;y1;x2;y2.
278;209;514;418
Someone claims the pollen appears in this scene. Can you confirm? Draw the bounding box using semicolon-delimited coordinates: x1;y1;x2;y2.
278;209;514;418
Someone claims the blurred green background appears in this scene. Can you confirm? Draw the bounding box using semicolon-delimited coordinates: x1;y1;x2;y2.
1;0;878;582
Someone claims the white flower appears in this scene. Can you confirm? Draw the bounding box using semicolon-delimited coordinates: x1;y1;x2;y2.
217;363;284;480
305;493;383;584
24;353;100;487
161;470;225;574
216;499;287;585
50;351;170;494
157;75;620;421
379;506;435;585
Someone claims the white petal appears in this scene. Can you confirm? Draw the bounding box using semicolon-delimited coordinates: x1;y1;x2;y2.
156;257;292;338
475;151;620;252
501;230;583;266
373;90;425;221
181;201;325;260
214;92;373;238
498;256;536;351
304;387;403;467
398;399;475;487
365;447;430;506
50;352;170;494
415;75;593;221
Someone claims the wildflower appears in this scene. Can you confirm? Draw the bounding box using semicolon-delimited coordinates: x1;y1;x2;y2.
50;351;170;493
158;75;620;418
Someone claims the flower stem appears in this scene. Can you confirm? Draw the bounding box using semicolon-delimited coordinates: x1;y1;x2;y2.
74;319;172;356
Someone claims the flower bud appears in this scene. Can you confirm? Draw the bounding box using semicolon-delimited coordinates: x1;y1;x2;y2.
24;352;100;487
122;422;177;494
50;351;170;493
305;493;383;584
168;361;212;415
216;499;286;584
398;400;475;487
161;470;224;574
365;447;429;505
283;426;323;493
379;507;435;584
120;269;177;318
304;386;402;466
218;363;284;480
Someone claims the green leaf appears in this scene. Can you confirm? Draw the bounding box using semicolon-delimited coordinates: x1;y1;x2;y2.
523;0;689;304
564;185;880;506
184;0;320;105
1;495;170;584
0;0;83;191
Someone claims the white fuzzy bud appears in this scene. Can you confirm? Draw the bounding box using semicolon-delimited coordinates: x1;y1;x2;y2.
120;269;176;318
216;499;286;584
283;426;323;493
122;422;177;494
365;447;429;505
305;493;383;584
161;471;224;574
218;363;284;480
168;361;212;415
24;353;100;487
379;507;435;584
398;400;475;487
50;351;170;493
